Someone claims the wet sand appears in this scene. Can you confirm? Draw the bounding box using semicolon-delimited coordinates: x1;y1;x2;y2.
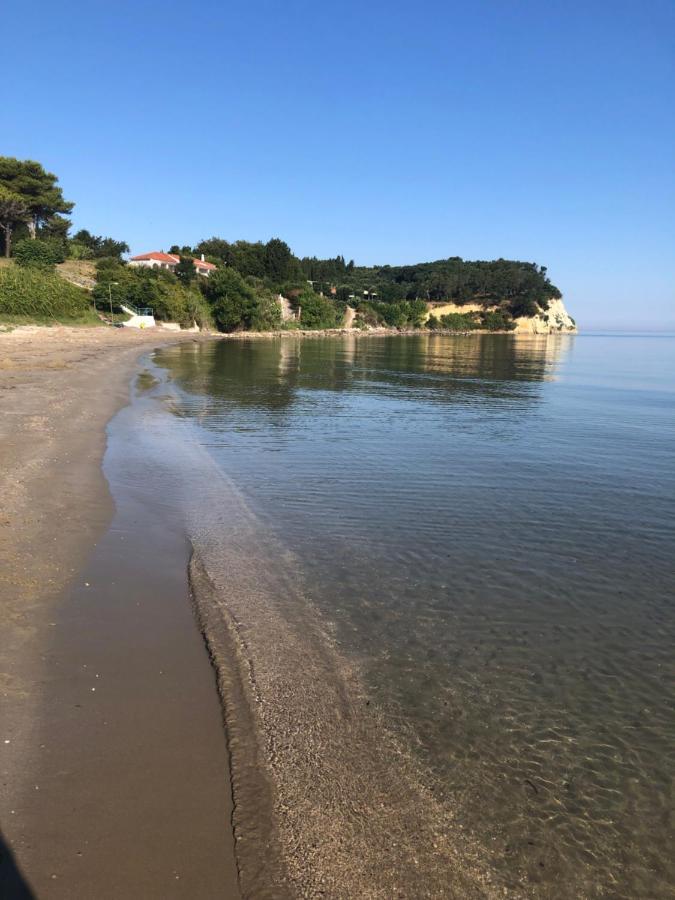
0;327;239;898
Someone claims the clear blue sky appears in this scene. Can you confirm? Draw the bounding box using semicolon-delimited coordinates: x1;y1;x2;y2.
4;0;674;329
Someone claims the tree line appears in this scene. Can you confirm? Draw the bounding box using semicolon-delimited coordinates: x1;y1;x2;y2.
189;237;561;320
0;156;563;331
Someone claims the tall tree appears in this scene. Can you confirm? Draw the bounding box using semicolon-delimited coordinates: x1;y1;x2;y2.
0;158;73;239
70;229;129;259
0;185;28;258
264;238;295;282
174;255;196;285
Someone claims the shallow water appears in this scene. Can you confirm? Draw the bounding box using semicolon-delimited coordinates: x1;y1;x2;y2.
149;333;674;898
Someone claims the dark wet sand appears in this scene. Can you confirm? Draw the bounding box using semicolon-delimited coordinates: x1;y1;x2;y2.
21;499;238;897
0;327;239;898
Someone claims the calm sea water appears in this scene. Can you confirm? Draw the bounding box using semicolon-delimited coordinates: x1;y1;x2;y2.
151;333;674;898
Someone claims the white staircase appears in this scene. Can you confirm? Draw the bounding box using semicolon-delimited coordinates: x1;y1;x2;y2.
120;303;156;329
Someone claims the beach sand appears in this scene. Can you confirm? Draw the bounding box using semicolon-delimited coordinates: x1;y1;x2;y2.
0;326;239;898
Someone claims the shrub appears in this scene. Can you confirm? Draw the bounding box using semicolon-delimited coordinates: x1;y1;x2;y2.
249;288;282;331
183;291;214;330
479;310;516;331
438;312;477;331
14;238;67;269
355;301;386;327
294;291;341;329
201;267;258;332
0;266;90;319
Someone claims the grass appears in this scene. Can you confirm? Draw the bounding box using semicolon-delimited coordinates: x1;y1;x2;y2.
0;309;105;328
0;266;94;320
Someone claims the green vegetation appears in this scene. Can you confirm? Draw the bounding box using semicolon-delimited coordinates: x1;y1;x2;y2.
301;257;559;317
201;269;281;332
188;236;561;329
0;265;94;322
69;229;129;260
354;299;428;328
0;156;564;333
14;238;67;269
0;184;28;259
174;256;196;285
0;157;73;255
93;260;213;329
426;309;516;332
0;158;127;266
291;290;343;329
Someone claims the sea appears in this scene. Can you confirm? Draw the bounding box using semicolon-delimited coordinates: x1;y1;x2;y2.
112;332;674;898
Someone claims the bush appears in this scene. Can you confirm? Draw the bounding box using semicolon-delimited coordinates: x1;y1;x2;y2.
201;269;284;332
439;312;478;331
355;301;386;327
0;266;90;319
294;290;341;329
426;312;477;331
508;297;538;318
183;291;214;330
14;238;67;269
479;310;516;331
249;288;282;331
201;268;258;332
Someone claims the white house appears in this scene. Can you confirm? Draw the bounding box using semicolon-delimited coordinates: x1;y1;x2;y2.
129;251;217;277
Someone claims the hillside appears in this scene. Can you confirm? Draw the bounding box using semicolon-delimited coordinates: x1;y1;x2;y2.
193;238;575;332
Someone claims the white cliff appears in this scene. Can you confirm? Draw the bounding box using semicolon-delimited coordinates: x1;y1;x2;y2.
513;298;577;334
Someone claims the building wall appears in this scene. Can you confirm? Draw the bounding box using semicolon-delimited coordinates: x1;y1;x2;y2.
129;259;175;271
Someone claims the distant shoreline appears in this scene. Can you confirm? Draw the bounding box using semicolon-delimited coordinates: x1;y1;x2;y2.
211;324;577;340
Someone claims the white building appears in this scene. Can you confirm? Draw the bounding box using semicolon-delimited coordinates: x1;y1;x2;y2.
129;251;217;277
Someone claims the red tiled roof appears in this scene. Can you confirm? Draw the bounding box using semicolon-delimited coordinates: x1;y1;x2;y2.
130;252;179;264
130;251;217;271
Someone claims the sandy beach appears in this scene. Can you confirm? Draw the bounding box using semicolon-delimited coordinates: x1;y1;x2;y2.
0;326;239;898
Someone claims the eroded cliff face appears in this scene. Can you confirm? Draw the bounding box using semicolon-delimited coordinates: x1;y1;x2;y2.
424;297;577;334
513;298;577;334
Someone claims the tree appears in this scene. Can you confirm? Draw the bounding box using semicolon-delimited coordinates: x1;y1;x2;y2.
0;185;28;258
264;238;295;283
69;229;129;260
201;268;257;332
174;256;196;285
0;157;73;239
39;214;71;241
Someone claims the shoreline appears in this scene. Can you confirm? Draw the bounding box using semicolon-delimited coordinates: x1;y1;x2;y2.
210;325;577;340
1;325;561;896
0;326;238;897
130;352;502;899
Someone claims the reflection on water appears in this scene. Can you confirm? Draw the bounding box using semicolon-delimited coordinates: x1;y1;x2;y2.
154;334;674;898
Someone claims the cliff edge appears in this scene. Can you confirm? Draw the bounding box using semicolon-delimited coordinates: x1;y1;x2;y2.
513;298;577;334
